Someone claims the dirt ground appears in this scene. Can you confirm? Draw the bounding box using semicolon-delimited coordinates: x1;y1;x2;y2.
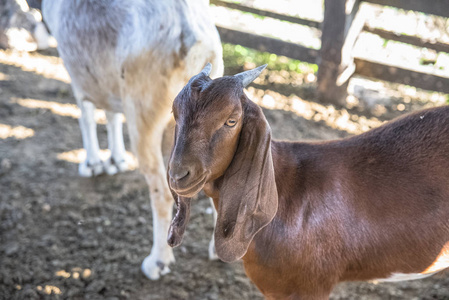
1;48;449;300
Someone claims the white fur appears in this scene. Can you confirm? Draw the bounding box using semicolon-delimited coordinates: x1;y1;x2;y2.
33;22;50;50
375;261;449;283
78;100;103;177
375;251;449;283
375;272;438;283
208;198;219;260
42;0;223;280
105;111;128;175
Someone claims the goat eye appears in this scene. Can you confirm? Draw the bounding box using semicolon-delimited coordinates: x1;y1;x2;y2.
225;119;237;127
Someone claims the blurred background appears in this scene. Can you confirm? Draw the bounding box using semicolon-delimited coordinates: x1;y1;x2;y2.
1;0;449;299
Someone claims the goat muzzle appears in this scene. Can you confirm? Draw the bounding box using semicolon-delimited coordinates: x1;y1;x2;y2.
169;171;208;198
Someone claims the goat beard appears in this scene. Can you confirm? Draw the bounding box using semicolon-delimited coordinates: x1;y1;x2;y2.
167;193;191;247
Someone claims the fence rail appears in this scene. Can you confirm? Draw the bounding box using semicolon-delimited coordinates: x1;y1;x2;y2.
210;0;321;28
363;26;449;54
216;27;319;64
354;58;449;94
364;0;449;18
211;0;449;105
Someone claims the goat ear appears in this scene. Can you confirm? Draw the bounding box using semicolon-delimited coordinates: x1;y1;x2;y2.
215;99;278;262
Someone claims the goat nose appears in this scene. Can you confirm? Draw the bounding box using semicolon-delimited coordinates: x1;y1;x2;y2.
169;167;190;181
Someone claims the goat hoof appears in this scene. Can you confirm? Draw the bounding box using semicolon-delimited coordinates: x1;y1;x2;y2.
208;239;219;261
104;159;118;176
78;160;104;177
104;158;128;176
141;252;175;280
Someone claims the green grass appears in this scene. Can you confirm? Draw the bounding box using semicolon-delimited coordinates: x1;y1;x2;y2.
222;43;318;74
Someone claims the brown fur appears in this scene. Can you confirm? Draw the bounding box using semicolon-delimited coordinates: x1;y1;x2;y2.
168;69;449;299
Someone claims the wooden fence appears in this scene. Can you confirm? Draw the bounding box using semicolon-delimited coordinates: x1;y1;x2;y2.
211;0;449;105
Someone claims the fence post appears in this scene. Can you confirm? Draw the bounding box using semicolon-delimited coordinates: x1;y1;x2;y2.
317;0;365;106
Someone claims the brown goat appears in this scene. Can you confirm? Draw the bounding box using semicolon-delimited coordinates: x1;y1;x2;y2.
167;64;449;299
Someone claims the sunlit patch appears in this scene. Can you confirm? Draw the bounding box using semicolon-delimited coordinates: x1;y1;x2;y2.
0;49;70;83
5;28;37;52
0;72;10;80
36;285;62;295
12;98;109;124
55;268;92;279
56;268;92;280
247;87;383;135
55;270;71;279
82;268;92;278
306;73;316;83
0;123;34;139
57;149;138;170
261;94;276;109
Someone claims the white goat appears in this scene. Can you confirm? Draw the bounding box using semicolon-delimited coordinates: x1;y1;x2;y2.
42;0;223;280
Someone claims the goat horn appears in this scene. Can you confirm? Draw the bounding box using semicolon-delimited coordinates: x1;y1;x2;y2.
201;63;212;76
234;64;267;87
